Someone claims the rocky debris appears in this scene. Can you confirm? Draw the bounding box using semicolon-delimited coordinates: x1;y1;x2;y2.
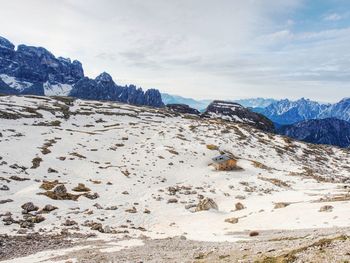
319;205;334;212
63;219;78;226
225;217;239;224
84;192;99;200
21;202;39;213
47;168;58;173
274;202;291;209
167;198;178;204
195;198;218;212
31;157;43;169
9;175;30;181
40;180;60;190
235;202;245;210
105;205;118;210
0;199;13;204
72;183;91;192
166;104;200;115
39;184;80;201
93;203;103;209
41;204;58;213
0;185;9;191
125;207;137;213
54;184;67;194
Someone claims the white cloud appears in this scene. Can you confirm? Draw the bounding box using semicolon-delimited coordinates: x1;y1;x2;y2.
324;13;343;21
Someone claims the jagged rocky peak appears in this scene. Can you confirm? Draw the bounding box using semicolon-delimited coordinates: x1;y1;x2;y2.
0;36;15;50
166;103;200;115
203;100;274;132
95;72;114;83
0;35;164;108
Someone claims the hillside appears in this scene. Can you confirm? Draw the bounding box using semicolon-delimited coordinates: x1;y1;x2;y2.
1;95;350;262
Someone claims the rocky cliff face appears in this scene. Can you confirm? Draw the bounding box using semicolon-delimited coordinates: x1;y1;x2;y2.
202;100;274;132
277;118;350;148
0;36;164;107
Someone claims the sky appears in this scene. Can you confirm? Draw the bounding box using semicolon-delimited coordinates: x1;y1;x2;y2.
0;0;350;102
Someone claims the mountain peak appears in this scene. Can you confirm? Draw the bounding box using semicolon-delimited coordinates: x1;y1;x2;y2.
0;36;15;50
95;72;113;83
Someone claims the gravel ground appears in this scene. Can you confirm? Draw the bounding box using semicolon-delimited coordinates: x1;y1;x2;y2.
1;228;350;262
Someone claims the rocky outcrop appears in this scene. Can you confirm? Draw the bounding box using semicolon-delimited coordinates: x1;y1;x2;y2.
0;36;164;108
70;72;164;107
166;103;200;115
202;100;274;132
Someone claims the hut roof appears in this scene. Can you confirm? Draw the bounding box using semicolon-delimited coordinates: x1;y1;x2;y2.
212;154;233;164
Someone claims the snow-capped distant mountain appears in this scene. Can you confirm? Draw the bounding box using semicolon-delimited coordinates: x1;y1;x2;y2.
202;100;275;132
161;93;276;111
277;118;350;148
319;98;350;122
233;98;277;108
0;36;163;107
161;93;211;111
257;98;350;125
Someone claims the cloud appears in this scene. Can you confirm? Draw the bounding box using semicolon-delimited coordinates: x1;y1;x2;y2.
324;13;343;21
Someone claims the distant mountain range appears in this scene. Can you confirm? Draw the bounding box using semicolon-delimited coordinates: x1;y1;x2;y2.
0;36;163;107
256;98;350;125
161;93;277;111
277;118;350;148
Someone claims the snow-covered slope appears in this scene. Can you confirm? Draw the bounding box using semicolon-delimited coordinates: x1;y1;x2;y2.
0;95;350;244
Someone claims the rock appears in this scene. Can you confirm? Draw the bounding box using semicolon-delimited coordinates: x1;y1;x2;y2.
53;184;67;194
0;185;9;191
93;203;103;209
72;183;91;192
105;206;118;210
235;202;245;210
225;217;239;224
274;202;291;209
30;215;45;223
125;207;137;213
20;221;34;228
90;222;104;233
47;168;58;173
167;198;178;204
319;205;333;212
84;192;99;200
0;199;13;204
21;202;39;213
195;197;218;212
9;175;30;181
249;231;259;237
185;204;197;210
42;204;58;213
63;219;78;226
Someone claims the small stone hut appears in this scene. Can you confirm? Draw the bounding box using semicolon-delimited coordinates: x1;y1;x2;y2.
212;154;238;171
